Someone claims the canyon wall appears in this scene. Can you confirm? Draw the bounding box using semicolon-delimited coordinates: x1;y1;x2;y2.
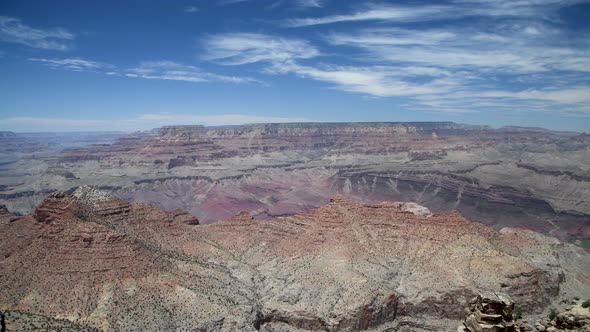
0;122;588;243
1;188;588;331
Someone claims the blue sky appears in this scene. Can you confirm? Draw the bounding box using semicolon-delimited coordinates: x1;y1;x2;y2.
1;0;590;132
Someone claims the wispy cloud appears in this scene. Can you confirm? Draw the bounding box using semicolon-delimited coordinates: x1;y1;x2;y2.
203;32;461;98
203;18;590;116
184;6;199;13
203;33;320;65
482;87;590;104
28;58;260;84
0;16;73;50
217;0;250;5
9;0;590;122
28;57;108;71
317;20;590;114
284;1;590;27
327;28;456;47
285;4;453;27
126;61;260;84
296;0;323;8
269;61;457;97
325;27;590;73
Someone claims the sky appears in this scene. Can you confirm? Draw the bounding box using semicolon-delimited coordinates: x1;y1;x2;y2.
1;0;590;132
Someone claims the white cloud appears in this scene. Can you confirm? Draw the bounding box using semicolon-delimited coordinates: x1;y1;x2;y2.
322;25;590;82
327;28;456;46
524;26;541;35
284;1;590;27
0;16;73;50
127;61;260;84
202;32;462;99
27;58;259;84
28;58;107;71
296;0;323;8
184;6;199;13
482;87;590;104
203;22;590;115
324;28;564;73
270;61;456;97
218;0;249;5
285;4;452;27
203;33;320;65
201;33;458;98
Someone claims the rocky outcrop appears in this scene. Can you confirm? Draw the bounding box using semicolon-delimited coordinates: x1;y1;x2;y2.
68;186;135;229
0;205;18;222
3;189;587;331
32;192;76;224
554;304;590;330
459;291;516;332
526;303;590;331
398;202;433;217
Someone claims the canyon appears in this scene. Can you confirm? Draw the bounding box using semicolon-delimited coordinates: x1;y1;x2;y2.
1;187;588;331
0;122;588;244
1;122;589;331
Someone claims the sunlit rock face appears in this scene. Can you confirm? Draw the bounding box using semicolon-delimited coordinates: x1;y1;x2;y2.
1;189;588;331
1;122;589;242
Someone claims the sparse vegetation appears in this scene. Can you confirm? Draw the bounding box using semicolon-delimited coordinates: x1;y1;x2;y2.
574;239;590;250
3;310;98;332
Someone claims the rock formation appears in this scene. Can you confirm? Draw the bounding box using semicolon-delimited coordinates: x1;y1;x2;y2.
0;122;587;245
1;188;588;331
459;291;516;332
554;303;590;330
526;302;590;331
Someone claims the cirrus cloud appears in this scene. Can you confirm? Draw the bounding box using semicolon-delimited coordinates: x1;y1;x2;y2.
0;16;74;50
202;33;320;65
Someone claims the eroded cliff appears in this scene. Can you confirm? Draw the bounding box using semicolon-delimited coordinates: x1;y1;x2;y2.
1;188;588;331
1;122;588;243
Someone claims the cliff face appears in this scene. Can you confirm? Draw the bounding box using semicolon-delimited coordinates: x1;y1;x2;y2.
0;131;123;155
155;122;483;139
1;188;588;331
1;122;588;244
63;122;490;161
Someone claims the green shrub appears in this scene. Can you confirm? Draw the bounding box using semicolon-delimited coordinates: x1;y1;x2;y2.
582;299;590;308
514;308;522;321
548;308;557;320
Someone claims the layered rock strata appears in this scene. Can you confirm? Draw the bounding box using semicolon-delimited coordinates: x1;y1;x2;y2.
1;189;588;331
1;122;587;244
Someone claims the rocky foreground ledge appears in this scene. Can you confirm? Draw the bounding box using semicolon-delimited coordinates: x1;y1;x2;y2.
0;187;589;331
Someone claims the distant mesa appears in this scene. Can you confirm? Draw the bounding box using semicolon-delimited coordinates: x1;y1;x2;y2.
0;121;588;242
